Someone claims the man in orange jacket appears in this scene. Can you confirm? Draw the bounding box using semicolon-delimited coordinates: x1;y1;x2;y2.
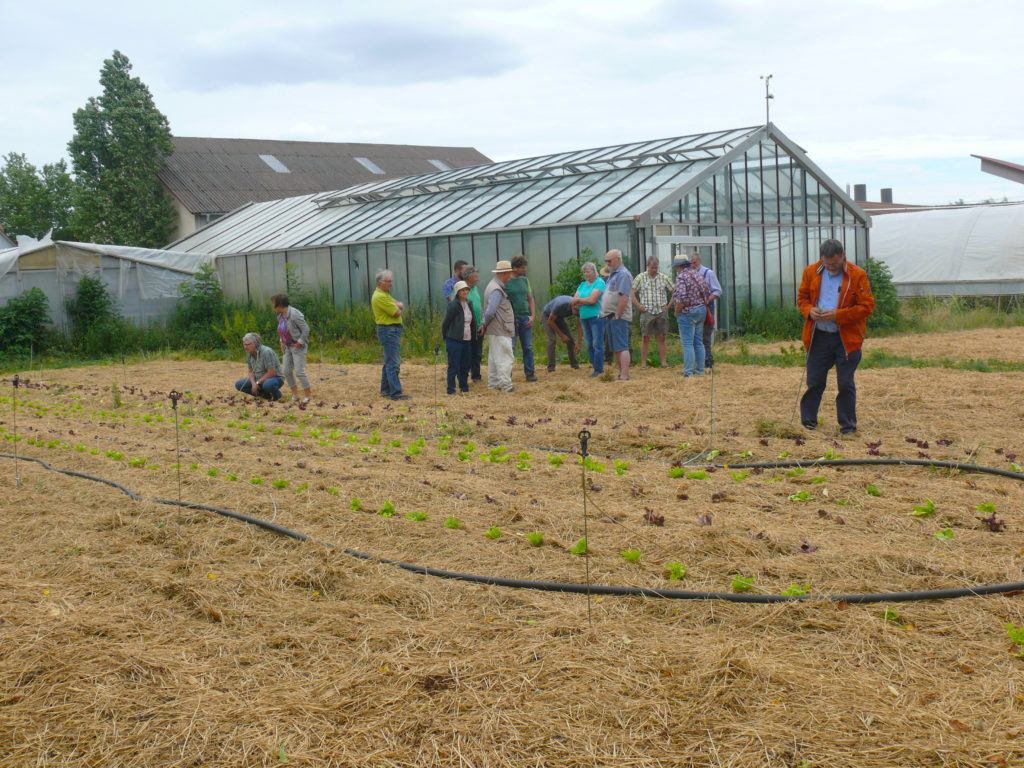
797;239;875;435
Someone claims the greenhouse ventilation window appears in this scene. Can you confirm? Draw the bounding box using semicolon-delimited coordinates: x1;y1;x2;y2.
428;159;452;171
258;154;290;173
354;157;386;174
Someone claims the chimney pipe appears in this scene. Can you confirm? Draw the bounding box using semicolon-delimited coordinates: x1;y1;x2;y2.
880;188;893;204
853;184;867;202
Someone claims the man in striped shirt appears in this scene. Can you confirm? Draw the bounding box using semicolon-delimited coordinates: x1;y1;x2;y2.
631;256;675;368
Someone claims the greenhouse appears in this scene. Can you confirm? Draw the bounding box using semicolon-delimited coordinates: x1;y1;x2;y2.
171;123;869;331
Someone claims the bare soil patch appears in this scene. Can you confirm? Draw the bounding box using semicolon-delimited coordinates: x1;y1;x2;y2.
2;330;1023;767
721;326;1024;362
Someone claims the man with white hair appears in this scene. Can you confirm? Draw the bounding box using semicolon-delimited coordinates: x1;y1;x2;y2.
235;333;283;400
480;260;516;392
599;249;633;380
372;269;410;400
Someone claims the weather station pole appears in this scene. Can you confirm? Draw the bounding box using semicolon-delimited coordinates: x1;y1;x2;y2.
760;74;774;124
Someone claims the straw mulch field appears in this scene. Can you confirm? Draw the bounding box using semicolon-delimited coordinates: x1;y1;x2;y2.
2;328;1023;767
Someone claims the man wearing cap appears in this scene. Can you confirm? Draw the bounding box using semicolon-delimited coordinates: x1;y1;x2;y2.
480;260;517;392
690;252;722;369
672;257;711;377
630;255;674;368
506;255;538;382
797;239;874;435
541;295;580;371
599;249;634;380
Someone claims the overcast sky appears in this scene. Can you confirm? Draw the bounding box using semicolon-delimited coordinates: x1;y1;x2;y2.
2;0;1022;205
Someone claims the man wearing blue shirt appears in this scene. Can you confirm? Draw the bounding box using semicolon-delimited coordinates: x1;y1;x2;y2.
690;252;723;369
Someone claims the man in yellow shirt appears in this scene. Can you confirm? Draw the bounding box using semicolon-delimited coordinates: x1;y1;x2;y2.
371;269;410;400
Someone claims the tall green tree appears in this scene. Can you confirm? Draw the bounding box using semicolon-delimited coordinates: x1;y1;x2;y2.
68;50;176;248
0;153;74;239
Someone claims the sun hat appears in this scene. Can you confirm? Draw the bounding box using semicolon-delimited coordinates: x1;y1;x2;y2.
492;260;513;272
451;280;469;294
672;257;691;268
599;265;610;277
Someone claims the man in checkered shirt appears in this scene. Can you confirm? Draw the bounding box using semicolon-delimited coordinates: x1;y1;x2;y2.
630;255;675;368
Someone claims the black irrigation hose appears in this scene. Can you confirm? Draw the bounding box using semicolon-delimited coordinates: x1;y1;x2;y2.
4;451;1024;604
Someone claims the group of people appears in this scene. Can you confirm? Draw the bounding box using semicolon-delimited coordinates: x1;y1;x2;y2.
237;239;875;435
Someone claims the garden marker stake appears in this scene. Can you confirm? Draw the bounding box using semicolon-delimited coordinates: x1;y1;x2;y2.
578;428;593;627
121;355;127;388
10;374;20;488
169;390;183;527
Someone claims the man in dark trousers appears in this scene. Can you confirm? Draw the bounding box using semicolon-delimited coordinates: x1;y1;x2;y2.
797;239;875;435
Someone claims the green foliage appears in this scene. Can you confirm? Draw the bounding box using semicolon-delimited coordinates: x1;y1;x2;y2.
444;515;460;529
170;264;227;348
731;575;755;592
737;302;804;341
910;498;936;517
665;562;687;581
405;511;428;521
0;152;74;239
0;287;52;353
68;51;176;247
933;528;954;541
526;531;544;547
781;584;809;596
883;606;902;623
620;548;642;563
64;276;124;356
379;500;396;518
865;258;901;331
570;537;588;556
549;248;592;299
1006;623;1024;657
485;525;502;540
866;483;881;497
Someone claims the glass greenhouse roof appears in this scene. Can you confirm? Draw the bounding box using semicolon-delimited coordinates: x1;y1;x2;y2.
172;125;839;255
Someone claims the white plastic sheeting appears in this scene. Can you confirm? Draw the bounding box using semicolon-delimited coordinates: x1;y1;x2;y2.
870;203;1024;296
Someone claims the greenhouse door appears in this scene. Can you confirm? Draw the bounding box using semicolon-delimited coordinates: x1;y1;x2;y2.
652;235;730;335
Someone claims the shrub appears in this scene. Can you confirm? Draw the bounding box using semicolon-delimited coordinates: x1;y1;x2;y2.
0;287;52;352
65;275;119;348
170;263;227;348
549;247;593;299
737;302;804;340
865;258;900;331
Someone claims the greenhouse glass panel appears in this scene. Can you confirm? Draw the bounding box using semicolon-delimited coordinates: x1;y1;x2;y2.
760;143;780;224
330;246;350;307
607;223;634;271
406;239;429;305
697;176;715;223
843;227;857;264
731;160;747;222
659;200;682;223
749;227;766;306
428;237;451;306
450;235;472;271
715;169;731;222
368;241;387;291
731;227;750;312
549;227;579;279
856;228;867;266
777;155;794;224
288;248;330;294
523;228;551;287
384;241;408;304
780;228;796;306
248;252;285;303
218;255;247;301
472;233;498;277
793;168;806;223
681;192;696;223
805;177;821;225
349;244;369;303
794;228;809;274
578;224;607;262
509;175;587;227
745;146;764;224
763;227;782;304
497;231;523;261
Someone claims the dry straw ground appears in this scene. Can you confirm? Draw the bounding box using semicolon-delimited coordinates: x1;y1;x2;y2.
2;328;1023;767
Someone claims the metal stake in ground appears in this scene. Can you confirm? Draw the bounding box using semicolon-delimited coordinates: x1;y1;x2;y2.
11;374;20;488
169;390;183;528
433;341;440;433
578;428;593;626
122;355;127;388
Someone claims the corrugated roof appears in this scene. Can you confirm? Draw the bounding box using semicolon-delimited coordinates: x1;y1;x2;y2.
158;137;492;215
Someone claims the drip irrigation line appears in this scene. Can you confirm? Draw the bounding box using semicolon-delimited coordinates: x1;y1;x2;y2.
4;451;1023;604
